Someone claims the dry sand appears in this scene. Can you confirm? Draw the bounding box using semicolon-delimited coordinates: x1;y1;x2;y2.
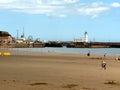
0;50;120;90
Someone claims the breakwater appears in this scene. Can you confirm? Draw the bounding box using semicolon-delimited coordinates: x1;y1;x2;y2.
1;42;120;48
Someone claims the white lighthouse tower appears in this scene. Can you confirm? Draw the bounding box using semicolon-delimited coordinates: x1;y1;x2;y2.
84;32;88;42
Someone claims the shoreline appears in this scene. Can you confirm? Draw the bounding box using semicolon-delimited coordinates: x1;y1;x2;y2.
0;48;118;61
1;47;120;57
2;47;120;56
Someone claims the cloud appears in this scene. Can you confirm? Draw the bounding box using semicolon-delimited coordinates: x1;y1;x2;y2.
77;2;110;18
0;0;14;3
0;0;119;18
78;7;109;18
111;2;120;7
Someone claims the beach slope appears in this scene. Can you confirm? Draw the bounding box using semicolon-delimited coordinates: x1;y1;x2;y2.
0;53;120;90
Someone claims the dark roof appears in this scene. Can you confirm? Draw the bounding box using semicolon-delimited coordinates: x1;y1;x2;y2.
0;31;11;36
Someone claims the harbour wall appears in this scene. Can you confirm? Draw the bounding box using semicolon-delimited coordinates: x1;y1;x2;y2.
1;42;120;48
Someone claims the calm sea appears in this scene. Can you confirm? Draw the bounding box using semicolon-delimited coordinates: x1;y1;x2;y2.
9;47;120;55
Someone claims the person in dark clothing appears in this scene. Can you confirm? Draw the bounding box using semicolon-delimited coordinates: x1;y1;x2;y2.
87;51;90;56
104;53;106;58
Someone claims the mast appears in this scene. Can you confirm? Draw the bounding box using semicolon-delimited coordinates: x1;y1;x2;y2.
17;29;19;39
21;27;25;38
22;27;25;38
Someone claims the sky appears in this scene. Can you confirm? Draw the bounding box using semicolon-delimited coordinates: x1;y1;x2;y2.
0;0;120;42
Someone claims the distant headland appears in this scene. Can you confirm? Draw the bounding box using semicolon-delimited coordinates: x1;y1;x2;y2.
0;31;120;48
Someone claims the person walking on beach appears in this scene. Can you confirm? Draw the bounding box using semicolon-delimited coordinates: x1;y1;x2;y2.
104;53;106;58
87;51;90;56
101;60;107;70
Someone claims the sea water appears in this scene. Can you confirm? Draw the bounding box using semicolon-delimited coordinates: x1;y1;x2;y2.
9;47;120;55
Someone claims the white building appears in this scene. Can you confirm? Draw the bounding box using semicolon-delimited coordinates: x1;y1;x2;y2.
15;38;25;43
73;32;88;43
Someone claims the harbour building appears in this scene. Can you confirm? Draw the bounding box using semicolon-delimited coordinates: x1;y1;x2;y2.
0;31;12;43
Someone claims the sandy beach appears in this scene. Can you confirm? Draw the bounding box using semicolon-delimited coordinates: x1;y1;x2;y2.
0;51;120;90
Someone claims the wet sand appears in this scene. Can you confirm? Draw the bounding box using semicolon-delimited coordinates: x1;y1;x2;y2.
0;51;120;90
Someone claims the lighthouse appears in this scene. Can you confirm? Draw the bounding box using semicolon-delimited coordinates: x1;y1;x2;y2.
84;32;88;42
73;32;88;43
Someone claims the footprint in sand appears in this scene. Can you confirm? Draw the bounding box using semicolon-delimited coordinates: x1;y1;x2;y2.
61;84;78;89
29;82;48;86
104;80;120;85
